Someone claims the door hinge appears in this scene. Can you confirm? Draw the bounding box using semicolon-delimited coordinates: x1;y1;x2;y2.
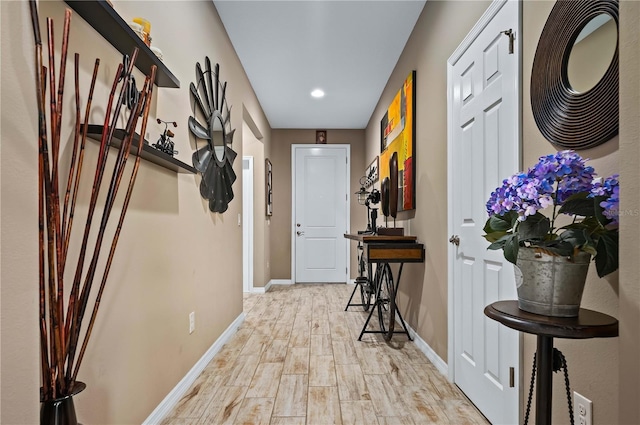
509;367;515;387
501;29;514;54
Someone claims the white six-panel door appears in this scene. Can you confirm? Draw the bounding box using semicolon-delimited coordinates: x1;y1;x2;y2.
292;145;349;283
447;1;521;424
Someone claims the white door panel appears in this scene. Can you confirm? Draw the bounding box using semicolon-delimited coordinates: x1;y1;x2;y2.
242;157;253;293
448;1;521;424
293;145;349;283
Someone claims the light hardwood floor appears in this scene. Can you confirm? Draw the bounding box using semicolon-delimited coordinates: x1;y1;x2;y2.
161;284;489;425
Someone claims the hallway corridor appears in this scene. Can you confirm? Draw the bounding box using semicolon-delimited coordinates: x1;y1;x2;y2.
161;284;489;424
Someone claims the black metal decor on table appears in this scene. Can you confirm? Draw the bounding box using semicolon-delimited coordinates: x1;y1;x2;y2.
189;58;237;213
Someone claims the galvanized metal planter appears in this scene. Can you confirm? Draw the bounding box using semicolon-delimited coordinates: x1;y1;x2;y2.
514;247;591;317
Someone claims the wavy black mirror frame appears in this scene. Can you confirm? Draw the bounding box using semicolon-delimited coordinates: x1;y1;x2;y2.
531;0;619;150
189;58;237;213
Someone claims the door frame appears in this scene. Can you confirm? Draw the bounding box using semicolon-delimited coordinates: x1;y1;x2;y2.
446;0;523;399
291;144;351;284
243;156;254;293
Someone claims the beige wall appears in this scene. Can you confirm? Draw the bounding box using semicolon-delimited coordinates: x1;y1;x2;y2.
522;2;621;423
522;2;624;423
364;0;492;363
618;1;640;423
0;1;271;423
364;0;638;424
269;130;367;280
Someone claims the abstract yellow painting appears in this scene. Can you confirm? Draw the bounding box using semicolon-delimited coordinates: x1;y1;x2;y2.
380;71;416;211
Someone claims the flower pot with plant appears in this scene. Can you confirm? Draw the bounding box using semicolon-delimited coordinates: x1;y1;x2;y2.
483;150;619;317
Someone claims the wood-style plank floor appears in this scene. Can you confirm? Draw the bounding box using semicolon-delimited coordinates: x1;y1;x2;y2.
161;284;489;425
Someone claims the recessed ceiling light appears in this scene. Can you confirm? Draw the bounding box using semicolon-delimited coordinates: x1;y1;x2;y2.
311;89;325;98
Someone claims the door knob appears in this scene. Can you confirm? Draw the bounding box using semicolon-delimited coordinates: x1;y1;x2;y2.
449;235;460;246
297;231;305;236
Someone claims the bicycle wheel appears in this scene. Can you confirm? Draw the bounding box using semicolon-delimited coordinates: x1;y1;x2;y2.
357;249;372;311
375;263;396;340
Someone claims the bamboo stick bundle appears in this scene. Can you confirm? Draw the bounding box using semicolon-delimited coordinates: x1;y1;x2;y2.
29;0;157;402
73;67;157;383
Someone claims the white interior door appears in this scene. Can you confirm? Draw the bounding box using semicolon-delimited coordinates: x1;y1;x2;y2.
292;145;349;283
447;1;521;424
242;157;254;293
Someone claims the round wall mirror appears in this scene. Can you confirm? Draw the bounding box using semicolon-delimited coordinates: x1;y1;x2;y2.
531;0;619;150
567;13;617;93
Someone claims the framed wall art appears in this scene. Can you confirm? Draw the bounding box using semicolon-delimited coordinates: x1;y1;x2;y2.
265;158;273;216
380;70;416;211
316;130;327;144
364;156;379;188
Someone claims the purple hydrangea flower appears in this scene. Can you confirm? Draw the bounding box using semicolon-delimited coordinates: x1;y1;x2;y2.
590;174;620;224
486;150;601;222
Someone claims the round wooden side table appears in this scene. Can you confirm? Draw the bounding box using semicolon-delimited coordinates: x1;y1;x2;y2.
484;300;618;425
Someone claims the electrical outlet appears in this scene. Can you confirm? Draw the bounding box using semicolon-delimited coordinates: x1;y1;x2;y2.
266;261;270;269
189;312;195;334
574;391;592;425
238;213;242;226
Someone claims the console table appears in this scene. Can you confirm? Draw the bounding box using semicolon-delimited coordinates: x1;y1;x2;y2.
484;301;618;425
344;233;424;341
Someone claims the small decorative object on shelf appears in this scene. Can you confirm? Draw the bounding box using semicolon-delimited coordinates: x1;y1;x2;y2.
132;17;151;46
150;46;163;61
120;54;143;114
153;119;178;156
28;2;157;423
189;57;237;213
128;21;145;42
483;150;619;317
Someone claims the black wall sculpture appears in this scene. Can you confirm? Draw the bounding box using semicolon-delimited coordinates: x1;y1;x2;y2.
189;58;237;213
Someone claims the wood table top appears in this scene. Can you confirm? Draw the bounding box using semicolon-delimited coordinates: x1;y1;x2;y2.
344;233;418;243
484;300;619;339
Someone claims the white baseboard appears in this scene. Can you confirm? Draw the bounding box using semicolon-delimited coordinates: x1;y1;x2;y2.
270;279;293;285
142;312;246;424
248;280;293;294
269;279;292;286
406;324;449;377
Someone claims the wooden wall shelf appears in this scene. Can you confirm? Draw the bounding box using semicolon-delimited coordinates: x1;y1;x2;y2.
86;125;196;174
64;0;180;88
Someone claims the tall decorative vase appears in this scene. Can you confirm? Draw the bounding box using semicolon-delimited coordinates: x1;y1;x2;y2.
514;247;591;317
40;382;86;425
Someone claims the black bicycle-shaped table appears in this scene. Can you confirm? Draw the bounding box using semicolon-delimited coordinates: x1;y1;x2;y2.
344;233;424;341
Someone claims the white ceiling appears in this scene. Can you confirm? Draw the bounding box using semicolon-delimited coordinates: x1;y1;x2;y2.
213;1;426;129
